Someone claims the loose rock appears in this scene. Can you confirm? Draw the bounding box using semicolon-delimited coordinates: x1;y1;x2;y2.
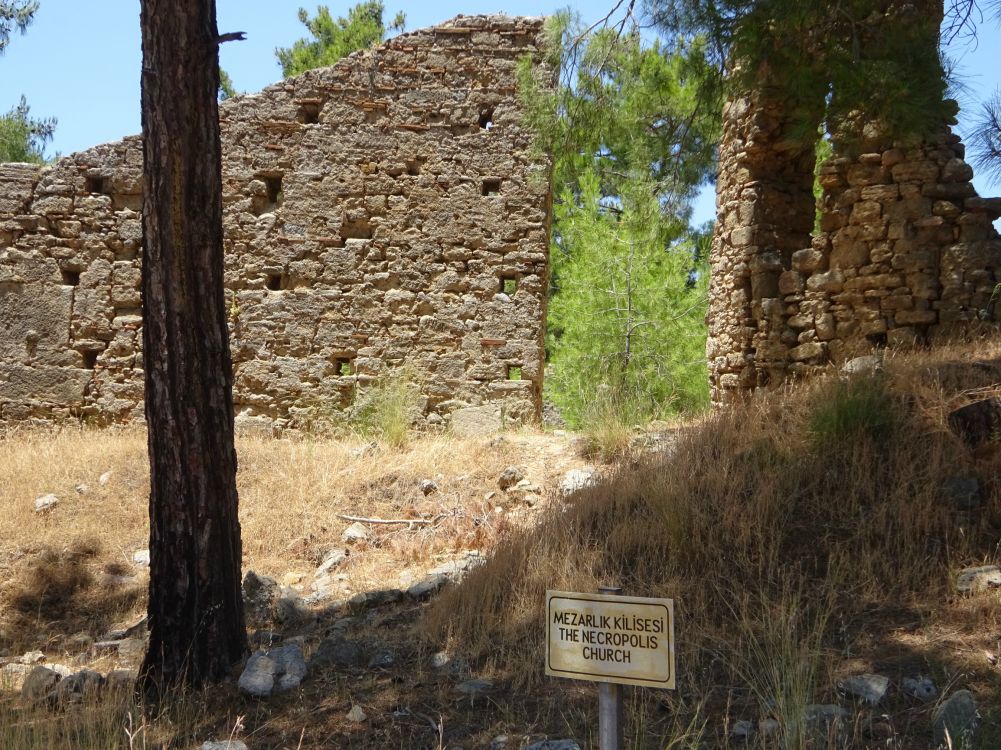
20;650;45;664
521;741;581;750
947;398;1001;451
730;719;755;738
341;521;370;544
498;466;525;490
431;650;469;675
346;704;367;722
902;676;937;702
238;654;277;698
274;589;313;627
560;469;597;495
956;565;1001;593
242;570;280;621
200;742;249;750
368;649;395;668
841;355;883;375
308;637;365;670
21;666;61;703
408;574;447;599
419;479;438;495
315;548;347;577
51;669;105;704
455;678;493;696
34;494;59;512
838;673;890;705
238;642;307;697
932;690;979;746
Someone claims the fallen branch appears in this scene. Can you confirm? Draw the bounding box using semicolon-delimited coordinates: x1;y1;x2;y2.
336;513;438;526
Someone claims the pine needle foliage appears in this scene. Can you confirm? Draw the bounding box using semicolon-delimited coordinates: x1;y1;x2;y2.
1;3;54;164
275;2;405;78
0;0;36;54
0;95;53;163
648;0;952;147
519;14;718;427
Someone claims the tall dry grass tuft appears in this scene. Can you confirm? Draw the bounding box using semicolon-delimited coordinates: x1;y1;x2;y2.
350;366;421;448
423;346;1001;739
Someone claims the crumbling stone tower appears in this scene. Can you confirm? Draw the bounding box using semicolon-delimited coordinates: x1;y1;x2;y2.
707;2;1001;403
0;15;554;429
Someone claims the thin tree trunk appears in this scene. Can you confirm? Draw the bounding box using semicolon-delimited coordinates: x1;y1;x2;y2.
138;0;247;695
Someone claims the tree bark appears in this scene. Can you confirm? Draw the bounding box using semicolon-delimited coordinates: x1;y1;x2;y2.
138;0;247;695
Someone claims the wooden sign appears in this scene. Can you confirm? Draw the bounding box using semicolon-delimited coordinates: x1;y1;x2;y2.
545;590;675;689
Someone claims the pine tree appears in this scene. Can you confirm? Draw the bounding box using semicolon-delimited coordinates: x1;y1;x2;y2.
520;14;717;425
649;0;951;146
0;95;53;163
138;0;248;696
0;0;36;53
0;2;54;163
275;2;404;78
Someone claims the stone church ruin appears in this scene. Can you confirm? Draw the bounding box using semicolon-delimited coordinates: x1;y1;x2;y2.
0;15;553;430
707;1;1001;404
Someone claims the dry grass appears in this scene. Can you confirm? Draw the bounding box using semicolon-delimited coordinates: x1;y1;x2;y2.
0;425;590;749
424;339;1001;748
0;427;558;656
3;337;1001;748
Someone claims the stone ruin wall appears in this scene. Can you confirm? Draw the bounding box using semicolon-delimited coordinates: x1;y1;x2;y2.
0;15;553;430
708;92;1001;404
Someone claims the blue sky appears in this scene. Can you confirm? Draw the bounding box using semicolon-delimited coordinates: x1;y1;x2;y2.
1;1;1000;226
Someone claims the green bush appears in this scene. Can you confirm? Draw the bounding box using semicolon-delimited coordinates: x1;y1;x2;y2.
808;375;898;444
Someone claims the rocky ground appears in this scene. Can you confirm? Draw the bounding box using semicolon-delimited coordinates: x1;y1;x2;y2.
0;371;998;750
0;426;679;749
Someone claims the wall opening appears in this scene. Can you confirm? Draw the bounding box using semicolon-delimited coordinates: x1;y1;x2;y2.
482;179;501;196
335;357;354;376
500;275;517;295
866;332;888;348
341;217;373;240
265;272;283;291
81;350;98;370
405;159;423;176
61;269;81;286
85;176;110;195
478;108;494;129
507;365;522;381
265;176;283;208
297;101;321;124
253;174;284;215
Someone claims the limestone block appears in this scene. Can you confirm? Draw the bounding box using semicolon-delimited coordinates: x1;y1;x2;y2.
789;342;824;361
0;282;73;358
940;158;974;183
805;270;845;294
792;248;825;273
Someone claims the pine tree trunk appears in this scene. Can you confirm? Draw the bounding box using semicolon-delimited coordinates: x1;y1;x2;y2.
137;0;247;695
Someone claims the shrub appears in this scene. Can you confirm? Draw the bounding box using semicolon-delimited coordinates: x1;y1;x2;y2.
807;374;898;444
350;366;419;448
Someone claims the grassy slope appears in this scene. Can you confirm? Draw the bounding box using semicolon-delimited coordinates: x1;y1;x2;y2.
1;339;999;748
424;340;1001;748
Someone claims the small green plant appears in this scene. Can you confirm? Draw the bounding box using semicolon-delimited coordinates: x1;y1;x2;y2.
579;387;640;460
351;366;419;448
808;375;898;444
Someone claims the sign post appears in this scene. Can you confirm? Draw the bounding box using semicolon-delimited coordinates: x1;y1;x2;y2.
596;586;624;750
545;588;675;750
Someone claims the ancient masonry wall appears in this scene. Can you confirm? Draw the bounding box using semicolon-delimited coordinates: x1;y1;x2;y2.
709;108;1001;403
0;15;554;430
